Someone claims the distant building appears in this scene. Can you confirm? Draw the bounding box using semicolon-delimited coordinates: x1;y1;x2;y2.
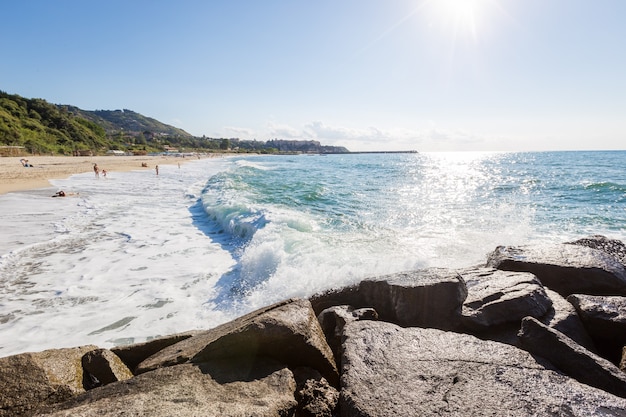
0;145;25;157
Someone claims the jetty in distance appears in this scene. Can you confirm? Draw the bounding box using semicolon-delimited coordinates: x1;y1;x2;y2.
342;150;418;154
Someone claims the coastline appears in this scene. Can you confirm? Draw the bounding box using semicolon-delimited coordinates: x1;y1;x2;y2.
0;154;214;195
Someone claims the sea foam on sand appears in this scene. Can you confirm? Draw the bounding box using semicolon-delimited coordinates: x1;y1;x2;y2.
0;159;239;357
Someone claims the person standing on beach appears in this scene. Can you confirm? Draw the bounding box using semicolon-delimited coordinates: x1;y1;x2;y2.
155;165;159;176
93;163;99;178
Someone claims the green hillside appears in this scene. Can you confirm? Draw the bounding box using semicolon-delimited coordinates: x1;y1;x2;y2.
68;107;192;138
0;91;350;156
0;92;197;156
0;91;110;155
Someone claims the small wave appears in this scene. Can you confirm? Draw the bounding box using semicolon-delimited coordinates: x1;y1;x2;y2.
583;181;626;193
235;159;273;171
202;201;269;242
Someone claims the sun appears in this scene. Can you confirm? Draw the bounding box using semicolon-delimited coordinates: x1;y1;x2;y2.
426;0;495;40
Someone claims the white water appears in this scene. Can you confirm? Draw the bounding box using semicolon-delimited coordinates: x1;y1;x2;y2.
0;159;238;356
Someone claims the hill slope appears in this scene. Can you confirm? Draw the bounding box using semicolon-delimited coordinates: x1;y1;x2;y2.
0;91;109;155
68;107;192;137
0;91;350;155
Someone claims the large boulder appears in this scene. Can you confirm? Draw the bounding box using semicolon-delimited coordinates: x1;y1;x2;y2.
340;320;626;416
311;268;467;330
567;235;626;265
36;358;298;417
460;268;552;329
135;298;338;386
567;294;626;363
0;345;97;417
486;243;626;297
518;316;626;398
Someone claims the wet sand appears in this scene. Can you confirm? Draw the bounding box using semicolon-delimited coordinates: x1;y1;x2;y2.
0;155;208;195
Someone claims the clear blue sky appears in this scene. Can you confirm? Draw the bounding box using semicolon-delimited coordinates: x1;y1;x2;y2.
2;0;625;151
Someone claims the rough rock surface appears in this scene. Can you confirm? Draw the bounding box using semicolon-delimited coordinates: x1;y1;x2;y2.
81;349;134;389
293;367;339;417
111;330;200;372
135;298;338;386
36;358;298;417
567;294;626;363
518;316;626;398
311;268;467;329
567;235;626;265
567;294;626;335
340;320;626;416
486;243;626;297
460;268;552;329
317;305;378;361
0;345;97;417
541;288;597;351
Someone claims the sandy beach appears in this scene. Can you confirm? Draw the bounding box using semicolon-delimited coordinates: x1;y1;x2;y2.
0;154;208;195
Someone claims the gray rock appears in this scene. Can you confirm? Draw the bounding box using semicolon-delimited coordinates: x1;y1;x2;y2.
568;294;626;335
486;243;626;297
81;349;133;389
294;367;339;417
542;289;597;352
0;345;97;417
310;284;361;315
621;346;626;372
111;330;201;372
460;268;552;329
317;305;378;362
568;294;626;363
519;316;626;398
567;235;626;265
311;268;467;330
36;358;298;417
135;298;339;386
340;320;626;416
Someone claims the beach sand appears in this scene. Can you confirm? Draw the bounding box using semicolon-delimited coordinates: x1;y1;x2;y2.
0;154;209;195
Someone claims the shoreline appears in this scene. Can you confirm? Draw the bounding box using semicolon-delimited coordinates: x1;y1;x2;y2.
0;154;215;195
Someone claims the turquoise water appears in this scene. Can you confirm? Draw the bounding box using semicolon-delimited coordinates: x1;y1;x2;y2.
0;150;624;355
200;151;625;304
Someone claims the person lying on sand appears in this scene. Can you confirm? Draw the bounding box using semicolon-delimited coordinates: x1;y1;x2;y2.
51;190;78;197
20;159;33;167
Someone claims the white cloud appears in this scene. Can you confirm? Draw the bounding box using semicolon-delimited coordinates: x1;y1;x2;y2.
303;121;386;142
222;126;257;138
266;122;303;139
300;121;490;151
216;120;511;152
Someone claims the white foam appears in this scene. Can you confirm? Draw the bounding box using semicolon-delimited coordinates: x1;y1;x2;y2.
0;159;238;356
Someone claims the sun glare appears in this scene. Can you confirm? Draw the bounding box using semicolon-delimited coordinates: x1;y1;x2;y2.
427;0;495;40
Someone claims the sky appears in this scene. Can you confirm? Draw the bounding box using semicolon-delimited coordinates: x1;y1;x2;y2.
2;0;625;152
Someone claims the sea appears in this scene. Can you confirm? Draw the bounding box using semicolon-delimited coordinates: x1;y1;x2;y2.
0;150;624;357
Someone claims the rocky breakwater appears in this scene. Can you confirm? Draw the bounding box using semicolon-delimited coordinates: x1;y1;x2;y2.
2;235;626;416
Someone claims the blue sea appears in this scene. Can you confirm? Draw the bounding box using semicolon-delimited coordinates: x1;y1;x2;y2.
0;150;624;356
